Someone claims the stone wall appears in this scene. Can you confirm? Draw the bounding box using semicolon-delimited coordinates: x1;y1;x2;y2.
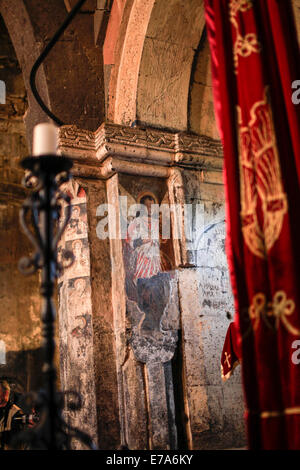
57;123;246;450
57;182;98;448
1;0;299;451
0;15;43;397
180;169;246;449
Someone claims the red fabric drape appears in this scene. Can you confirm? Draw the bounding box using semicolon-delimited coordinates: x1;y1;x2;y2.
221;322;241;382
204;0;300;449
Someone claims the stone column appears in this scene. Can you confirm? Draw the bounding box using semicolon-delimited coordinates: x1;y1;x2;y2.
105;169;180;450
57;123;246;450
57;181;98;448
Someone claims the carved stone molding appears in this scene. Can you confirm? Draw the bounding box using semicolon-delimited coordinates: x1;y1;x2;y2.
58;123;223;178
175;133;224;170
59;126;96;158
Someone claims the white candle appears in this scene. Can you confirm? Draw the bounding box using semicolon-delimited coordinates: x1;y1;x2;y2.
32;122;59;156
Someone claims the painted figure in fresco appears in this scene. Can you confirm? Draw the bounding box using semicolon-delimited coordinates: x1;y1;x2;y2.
71;239;89;276
125;194;171;284
68;277;91;312
73;206;88;237
71;314;92;339
65;205;88;240
67;277;92;342
124;192;173;334
65;217;78;239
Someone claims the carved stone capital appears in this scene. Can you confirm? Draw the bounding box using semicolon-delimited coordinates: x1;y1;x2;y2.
58;123;223;178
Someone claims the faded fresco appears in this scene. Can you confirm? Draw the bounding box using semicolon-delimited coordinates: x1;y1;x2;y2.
64;203;88;241
57;183;97;447
119;176;180;364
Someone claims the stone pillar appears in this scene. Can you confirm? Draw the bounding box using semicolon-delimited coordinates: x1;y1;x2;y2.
0;44;43;394
57;181;98;448
57;123;246;450
106;169;180;450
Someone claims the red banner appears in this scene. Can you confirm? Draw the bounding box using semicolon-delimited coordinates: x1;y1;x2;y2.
204;0;300;449
221;322;241;382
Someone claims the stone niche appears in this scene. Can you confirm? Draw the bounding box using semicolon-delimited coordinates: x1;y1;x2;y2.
57;122;246;450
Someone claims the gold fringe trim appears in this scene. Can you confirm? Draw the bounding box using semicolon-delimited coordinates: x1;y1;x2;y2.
247;407;300;419
221;359;240;382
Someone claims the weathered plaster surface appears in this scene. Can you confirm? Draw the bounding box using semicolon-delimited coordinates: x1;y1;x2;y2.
57;123;246;450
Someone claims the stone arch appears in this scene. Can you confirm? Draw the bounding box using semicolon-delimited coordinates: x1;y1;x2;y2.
107;0;206;131
0;13;43;394
188;29;220;140
106;0;155;125
0;0;105;146
136;0;205;131
0;0;51;146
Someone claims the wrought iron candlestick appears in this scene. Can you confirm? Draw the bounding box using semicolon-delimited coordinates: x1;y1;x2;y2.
16;154;96;450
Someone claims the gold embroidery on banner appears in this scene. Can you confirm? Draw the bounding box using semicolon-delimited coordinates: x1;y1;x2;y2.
229;0;253;19
221;359;240;382
248;292;265;330
249;291;300;336
224;352;231;368
247;407;300;419
238;89;288;259
229;0;261;73
260;407;300;419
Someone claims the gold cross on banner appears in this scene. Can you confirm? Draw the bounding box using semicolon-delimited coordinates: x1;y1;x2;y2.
225;352;231;368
